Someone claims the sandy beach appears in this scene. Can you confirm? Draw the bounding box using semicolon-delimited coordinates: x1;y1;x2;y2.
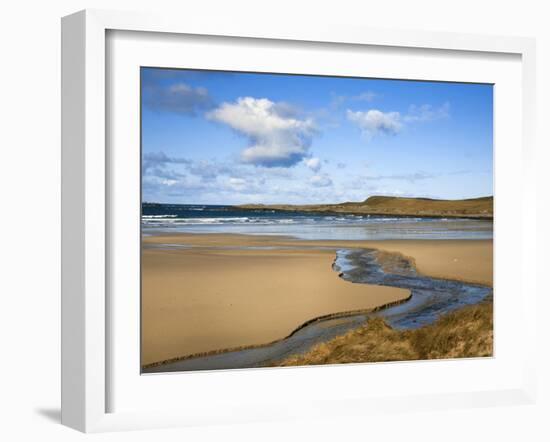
142;233;493;366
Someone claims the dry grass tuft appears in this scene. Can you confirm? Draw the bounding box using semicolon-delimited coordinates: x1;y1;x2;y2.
275;300;493;367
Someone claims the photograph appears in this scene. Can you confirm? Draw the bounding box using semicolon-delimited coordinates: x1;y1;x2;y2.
140;67;494;373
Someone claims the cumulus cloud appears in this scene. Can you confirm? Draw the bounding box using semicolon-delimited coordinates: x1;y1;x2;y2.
336;162;347;169
346;109;402;139
207;97;316;168
310;174;333;187
304;157;322;172
144;82;213;115
347;102;450;141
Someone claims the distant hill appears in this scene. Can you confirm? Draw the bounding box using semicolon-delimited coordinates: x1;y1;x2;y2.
237;196;493;219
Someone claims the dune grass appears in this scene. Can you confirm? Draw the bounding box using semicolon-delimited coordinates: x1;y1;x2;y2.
274;299;493;366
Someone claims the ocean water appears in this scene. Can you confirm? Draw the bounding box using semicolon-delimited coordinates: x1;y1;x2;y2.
142;203;493;240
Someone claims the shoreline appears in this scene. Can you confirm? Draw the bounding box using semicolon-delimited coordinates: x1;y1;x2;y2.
143;232;494;286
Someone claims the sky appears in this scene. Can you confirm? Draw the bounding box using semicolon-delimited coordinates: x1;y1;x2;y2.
141;67;493;205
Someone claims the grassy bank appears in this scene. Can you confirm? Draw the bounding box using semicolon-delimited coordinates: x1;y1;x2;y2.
274;298;493;366
238;195;493;219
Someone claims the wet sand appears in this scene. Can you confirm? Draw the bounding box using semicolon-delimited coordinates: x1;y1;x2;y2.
145;233;493;284
142;233;492;366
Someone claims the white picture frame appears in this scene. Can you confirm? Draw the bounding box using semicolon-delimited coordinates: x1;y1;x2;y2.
61;9;538;433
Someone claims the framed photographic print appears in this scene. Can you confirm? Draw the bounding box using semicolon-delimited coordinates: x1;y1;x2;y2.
140;68;494;374
61;9;538;432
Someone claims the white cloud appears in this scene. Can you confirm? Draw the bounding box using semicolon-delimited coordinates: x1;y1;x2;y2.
330;93;347;109
346;109;402;139
207;97;316;167
144;83;212;115
304;157;322;172
404;102;450;122
353;91;377;102
310;174;333;187
330;91;377;109
347;103;450;141
142;151;190;174
227;177;248;191
143;175;179;187
360;171;435;183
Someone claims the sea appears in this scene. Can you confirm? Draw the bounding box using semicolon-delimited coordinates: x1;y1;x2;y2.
142;203;493;241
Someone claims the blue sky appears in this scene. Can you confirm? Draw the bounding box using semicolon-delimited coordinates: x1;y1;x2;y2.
141;68;493;204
